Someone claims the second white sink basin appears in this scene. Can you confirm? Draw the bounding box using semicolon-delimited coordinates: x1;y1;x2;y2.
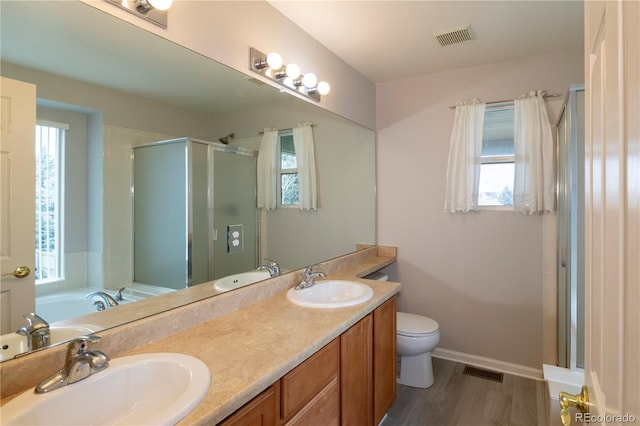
287;280;374;308
1;353;210;425
0;324;102;362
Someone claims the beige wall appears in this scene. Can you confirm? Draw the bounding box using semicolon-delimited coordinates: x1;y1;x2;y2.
376;50;583;370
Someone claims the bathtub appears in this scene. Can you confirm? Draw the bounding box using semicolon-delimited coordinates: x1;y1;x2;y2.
36;289;142;323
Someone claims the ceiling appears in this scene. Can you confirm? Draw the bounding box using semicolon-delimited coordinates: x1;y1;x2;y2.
0;1;286;115
268;1;584;83
1;1;584;114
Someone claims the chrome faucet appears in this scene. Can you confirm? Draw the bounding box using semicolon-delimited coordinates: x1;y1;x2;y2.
16;313;50;352
294;264;327;290
258;259;281;277
86;291;119;311
114;287;126;302
35;335;109;394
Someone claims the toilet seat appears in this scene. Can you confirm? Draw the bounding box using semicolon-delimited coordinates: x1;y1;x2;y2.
397;312;439;337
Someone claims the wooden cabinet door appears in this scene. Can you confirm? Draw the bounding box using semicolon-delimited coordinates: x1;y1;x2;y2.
281;338;340;424
341;314;373;426
220;383;279;426
373;296;397;424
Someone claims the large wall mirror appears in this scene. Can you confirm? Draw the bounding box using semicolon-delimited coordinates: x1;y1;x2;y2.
0;1;375;361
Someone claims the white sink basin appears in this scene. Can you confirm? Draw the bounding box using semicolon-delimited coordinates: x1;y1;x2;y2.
287;280;374;308
214;270;271;292
1;353;210;425
0;324;101;362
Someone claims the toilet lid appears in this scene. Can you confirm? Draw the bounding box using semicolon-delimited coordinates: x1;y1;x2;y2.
397;312;439;337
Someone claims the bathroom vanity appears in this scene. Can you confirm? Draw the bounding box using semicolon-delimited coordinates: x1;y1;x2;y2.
220;296;396;426
0;246;400;425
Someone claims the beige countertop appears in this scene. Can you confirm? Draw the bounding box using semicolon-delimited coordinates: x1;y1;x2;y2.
0;246;399;425
125;273;400;425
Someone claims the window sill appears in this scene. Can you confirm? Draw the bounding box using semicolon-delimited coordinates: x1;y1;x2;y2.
476;205;515;212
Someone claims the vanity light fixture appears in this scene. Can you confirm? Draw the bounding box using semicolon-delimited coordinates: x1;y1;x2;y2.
249;47;330;102
105;0;171;28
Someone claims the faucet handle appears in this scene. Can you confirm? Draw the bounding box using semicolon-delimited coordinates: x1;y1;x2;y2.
22;313;49;330
303;263;322;275
67;335;100;356
264;259;280;276
114;287;126;301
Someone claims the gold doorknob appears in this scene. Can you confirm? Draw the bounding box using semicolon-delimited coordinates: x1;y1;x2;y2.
2;266;31;278
559;385;589;425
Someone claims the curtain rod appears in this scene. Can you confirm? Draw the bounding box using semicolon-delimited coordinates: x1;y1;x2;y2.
258;124;317;135
448;93;562;109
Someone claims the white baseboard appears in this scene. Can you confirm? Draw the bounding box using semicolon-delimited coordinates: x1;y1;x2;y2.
432;347;543;381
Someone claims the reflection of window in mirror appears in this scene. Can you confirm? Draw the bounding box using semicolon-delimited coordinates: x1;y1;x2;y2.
277;131;299;206
35;121;66;284
478;104;515;209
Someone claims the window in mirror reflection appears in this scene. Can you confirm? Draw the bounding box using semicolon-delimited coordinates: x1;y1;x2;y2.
35;121;66;284
278;132;299;206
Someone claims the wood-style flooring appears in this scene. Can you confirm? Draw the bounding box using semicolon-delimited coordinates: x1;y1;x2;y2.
380;357;548;426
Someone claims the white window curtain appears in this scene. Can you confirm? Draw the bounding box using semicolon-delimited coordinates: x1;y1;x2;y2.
257;127;278;210
513;90;555;214
444;99;486;213
292;122;318;211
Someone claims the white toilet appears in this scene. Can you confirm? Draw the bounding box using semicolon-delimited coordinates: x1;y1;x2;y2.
366;271;441;389
396;312;440;388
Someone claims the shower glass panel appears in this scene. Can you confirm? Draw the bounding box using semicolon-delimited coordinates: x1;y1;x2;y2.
557;85;585;369
190;142;210;285
212;150;258;279
133;141;189;289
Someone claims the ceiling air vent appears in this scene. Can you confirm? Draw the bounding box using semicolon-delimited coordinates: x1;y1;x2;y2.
433;25;474;47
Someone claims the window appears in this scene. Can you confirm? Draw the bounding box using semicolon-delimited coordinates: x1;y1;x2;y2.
478;104;515;207
277;131;299;206
35;121;66;283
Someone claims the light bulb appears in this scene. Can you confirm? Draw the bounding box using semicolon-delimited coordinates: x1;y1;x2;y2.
302;73;318;89
286;63;301;79
266;52;283;70
317;81;330;95
147;0;172;10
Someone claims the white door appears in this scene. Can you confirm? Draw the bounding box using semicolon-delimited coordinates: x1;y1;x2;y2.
584;0;639;421
0;77;36;334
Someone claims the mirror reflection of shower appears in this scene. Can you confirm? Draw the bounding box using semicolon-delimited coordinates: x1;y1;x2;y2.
133;137;258;290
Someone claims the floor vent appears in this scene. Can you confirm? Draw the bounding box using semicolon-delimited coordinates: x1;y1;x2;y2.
433;25;474;47
463;365;504;383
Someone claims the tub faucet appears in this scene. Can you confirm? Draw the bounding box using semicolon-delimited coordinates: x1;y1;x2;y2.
258;259;281;277
86;291;119;310
35;335;109;394
294;264;326;290
114;287;126;302
16;313;50;352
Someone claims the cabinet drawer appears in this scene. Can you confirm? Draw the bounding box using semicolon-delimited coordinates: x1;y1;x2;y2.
281;338;340;422
284;377;339;426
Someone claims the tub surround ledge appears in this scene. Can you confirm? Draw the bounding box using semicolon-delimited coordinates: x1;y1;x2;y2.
0;245;398;425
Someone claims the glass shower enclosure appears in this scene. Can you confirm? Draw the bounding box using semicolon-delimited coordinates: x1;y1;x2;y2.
556;85;585;369
133;138;258;289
